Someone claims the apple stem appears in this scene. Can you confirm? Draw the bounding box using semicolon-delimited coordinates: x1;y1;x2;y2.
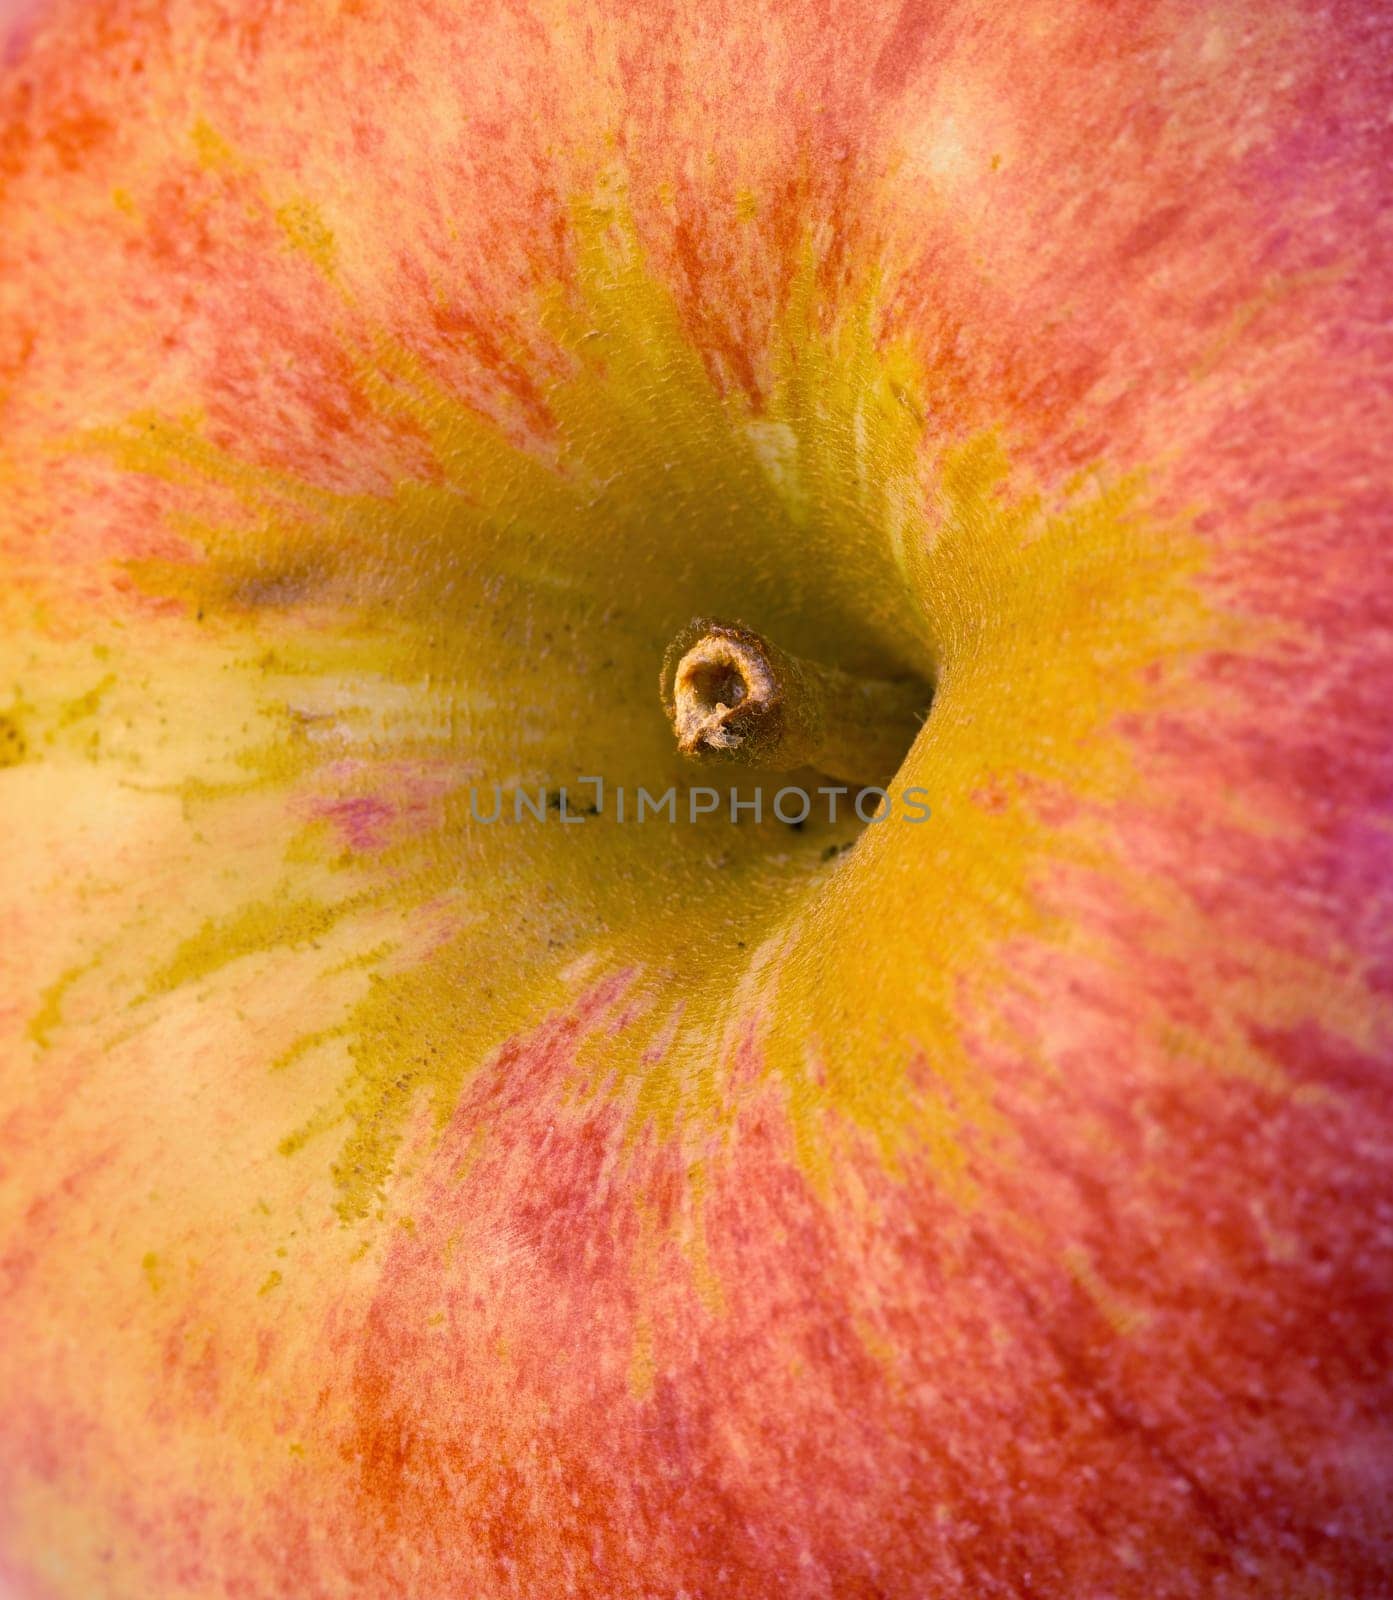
660;618;928;785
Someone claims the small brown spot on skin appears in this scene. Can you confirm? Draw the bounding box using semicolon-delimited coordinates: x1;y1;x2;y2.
231;568;320;610
0;715;27;767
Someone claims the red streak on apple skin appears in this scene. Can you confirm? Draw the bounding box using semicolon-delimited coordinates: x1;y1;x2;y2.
262;967;1385;1598
305;795;396;853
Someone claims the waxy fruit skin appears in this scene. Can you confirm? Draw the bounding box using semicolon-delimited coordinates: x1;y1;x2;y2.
1;0;1391;1595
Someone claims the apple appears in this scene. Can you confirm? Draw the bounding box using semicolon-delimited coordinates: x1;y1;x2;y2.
1;0;1390;1595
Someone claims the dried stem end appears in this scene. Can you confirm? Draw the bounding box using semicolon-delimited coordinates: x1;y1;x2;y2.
660;617;927;786
668;627;780;757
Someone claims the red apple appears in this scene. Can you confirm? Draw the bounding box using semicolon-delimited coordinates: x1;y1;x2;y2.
1;0;1390;1595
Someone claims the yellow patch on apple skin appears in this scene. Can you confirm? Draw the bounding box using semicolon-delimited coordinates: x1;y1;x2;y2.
274;197;338;277
24;154;1374;1285
27;957;96;1049
0;714;27;767
143;896;364;998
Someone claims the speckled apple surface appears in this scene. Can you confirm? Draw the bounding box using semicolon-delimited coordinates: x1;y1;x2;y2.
1;0;1390;1595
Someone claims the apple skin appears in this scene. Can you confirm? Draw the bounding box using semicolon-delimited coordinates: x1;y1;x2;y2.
1;0;1392;1596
